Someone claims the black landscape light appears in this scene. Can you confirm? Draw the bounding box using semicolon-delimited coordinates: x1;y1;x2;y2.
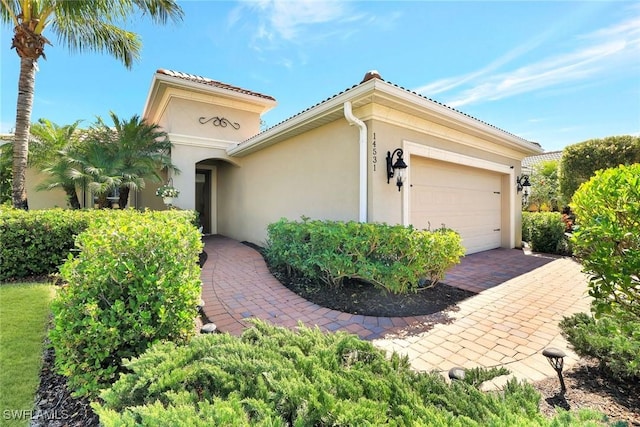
542;347;567;393
448;367;466;381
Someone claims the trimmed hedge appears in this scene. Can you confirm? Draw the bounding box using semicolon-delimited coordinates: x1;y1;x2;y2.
265;218;464;294
0;208;90;280
521;212;568;255
49;209;202;397
559;135;640;202
93;320;607;426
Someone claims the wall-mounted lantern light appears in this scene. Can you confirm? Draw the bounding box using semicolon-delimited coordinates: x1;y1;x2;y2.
386;148;408;191
542;347;567;394
516;174;531;194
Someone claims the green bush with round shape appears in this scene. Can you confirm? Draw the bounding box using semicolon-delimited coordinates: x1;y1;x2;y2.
49;209;202;397
521;212;567;254
570;163;640;318
560;163;640;380
265;218;464;294
559;135;640;202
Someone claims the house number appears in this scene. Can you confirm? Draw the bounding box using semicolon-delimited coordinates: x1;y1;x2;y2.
198;116;240;130
372;132;377;171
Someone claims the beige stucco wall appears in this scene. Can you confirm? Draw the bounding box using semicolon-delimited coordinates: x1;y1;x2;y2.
217;119;361;245
25;169;70;209
160;97;261;142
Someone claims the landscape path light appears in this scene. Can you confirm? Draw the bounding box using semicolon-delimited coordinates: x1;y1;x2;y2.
542;347;567;393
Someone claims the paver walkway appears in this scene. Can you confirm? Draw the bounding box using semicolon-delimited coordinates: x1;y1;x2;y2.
200;235;591;388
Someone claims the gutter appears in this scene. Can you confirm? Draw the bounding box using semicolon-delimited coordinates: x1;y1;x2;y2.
343;101;367;223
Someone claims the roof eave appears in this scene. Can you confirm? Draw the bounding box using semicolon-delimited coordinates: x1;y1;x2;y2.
228;78;543;157
143;73;278;124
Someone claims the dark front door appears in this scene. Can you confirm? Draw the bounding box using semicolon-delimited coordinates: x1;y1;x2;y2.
195;169;211;234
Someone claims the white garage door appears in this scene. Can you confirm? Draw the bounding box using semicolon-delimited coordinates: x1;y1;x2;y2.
410;156;502;254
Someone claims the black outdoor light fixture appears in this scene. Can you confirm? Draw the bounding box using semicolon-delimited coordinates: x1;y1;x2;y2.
542;347;567;393
387;148;408;191
516;174;531;194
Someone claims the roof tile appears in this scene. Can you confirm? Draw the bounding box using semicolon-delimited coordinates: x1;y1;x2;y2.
157;69;276;101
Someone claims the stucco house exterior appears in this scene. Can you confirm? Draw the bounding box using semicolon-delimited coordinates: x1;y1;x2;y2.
26;69;543;254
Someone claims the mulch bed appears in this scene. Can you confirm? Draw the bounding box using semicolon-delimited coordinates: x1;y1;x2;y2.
271;268;476;317
534;358;639;426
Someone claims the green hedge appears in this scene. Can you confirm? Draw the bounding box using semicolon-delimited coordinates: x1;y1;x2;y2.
265;218;464;294
49;209;202;397
93;320;606;426
521;212;568;255
0;208;90;280
559;135;640;202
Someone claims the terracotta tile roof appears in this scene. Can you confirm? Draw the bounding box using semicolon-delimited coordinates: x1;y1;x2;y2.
246;71;538;147
156;69;276;102
522;150;563;167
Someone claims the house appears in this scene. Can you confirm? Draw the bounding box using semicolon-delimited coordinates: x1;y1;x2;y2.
27;69;543;254
522;150;563;176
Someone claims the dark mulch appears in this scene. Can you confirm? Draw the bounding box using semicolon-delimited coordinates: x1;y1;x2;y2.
31;340;99;427
270;267;475;317
534;358;640;426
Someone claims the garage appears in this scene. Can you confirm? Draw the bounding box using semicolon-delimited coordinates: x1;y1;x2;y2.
410;156;503;254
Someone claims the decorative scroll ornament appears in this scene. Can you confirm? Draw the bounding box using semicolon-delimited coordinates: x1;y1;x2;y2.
198;116;240;130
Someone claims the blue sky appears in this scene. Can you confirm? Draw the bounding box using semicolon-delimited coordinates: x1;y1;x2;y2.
1;0;639;152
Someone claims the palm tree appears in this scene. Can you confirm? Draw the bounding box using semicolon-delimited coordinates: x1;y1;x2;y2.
67;139;125;209
30;119;83;209
91;112;178;208
1;0;183;209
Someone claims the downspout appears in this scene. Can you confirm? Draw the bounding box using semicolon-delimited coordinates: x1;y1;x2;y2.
343;101;367;222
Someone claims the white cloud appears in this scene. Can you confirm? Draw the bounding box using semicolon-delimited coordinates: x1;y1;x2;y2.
416;14;640;108
238;0;352;45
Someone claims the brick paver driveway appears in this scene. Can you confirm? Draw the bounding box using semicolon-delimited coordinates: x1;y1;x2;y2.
199;235;591;387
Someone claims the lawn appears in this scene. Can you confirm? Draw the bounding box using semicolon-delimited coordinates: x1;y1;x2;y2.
0;283;54;427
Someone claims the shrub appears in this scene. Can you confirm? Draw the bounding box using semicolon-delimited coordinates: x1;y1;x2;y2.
0;207;90;280
92;320;602;426
559;135;640;202
561;164;640;381
264;218;464;294
570;163;640;318
560;312;640;380
49;209;202;397
521;212;567;254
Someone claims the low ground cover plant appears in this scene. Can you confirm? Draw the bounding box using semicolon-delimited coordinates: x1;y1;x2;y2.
49;209;203;397
93;320;607;426
521;211;568;255
265;218;464;294
561;164;640;380
0;283;54;427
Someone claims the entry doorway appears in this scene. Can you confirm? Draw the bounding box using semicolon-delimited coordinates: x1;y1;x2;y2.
195;169;212;234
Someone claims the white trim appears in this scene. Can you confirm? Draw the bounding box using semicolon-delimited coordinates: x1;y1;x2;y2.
402;141;516;250
169;133;238;150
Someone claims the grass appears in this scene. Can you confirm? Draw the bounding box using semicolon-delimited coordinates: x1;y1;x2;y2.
0;283;54;427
